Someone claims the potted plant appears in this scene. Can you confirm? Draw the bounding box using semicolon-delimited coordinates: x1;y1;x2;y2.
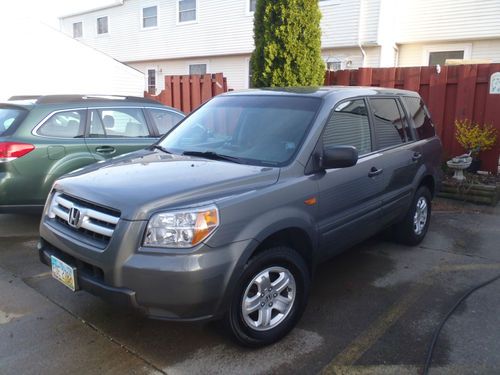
454;119;497;173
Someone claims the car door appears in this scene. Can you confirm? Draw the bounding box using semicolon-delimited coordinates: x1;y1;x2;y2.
28;109;95;203
84;107;157;161
366;97;422;227
317;98;385;258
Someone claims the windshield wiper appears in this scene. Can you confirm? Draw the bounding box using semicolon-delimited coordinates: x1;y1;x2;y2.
151;144;172;154
182;150;243;164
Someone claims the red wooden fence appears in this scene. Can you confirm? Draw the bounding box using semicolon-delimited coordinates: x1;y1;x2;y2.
145;73;228;114
325;64;500;173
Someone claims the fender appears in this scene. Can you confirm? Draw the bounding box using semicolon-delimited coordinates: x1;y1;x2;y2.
41;152;98;198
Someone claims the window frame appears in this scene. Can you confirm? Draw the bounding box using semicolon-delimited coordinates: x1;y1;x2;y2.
177;0;198;25
188;62;208;75
147;69;157;94
141;5;159;30
422;43;472;66
246;0;257;15
32;108;87;139
96;15;109;35
401;96;436;141
72;21;83;38
366;95;418;152
321;96;375;158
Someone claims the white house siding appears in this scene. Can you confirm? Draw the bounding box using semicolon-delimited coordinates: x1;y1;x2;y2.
0;18;144;100
398;39;500;67
62;0;383;60
129;54;251;92
395;0;500;44
61;0;255;62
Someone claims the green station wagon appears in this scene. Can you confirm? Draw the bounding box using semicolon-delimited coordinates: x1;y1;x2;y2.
0;95;184;213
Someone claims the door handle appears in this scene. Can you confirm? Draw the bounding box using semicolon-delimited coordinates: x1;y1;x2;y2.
368;167;383;178
95;146;116;154
412;152;422;162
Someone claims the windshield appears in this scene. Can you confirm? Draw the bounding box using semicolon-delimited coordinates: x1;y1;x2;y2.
159;95;321;166
0;107;28;136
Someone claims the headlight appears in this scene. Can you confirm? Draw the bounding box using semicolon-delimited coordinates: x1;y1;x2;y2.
143;205;219;248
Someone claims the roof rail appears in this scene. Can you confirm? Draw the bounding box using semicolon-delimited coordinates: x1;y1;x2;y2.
9;95;42;101
35;95;159;105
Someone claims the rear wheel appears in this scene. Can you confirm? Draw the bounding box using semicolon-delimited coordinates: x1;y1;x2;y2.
393;186;432;246
227;246;309;347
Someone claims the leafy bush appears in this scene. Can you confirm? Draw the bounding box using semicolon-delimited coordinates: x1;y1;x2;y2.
455;119;497;156
251;0;325;87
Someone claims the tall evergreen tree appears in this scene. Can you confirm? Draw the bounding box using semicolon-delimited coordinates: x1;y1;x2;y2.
251;0;325;87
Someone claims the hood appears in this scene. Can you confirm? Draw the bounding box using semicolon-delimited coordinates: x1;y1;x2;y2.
54;150;280;220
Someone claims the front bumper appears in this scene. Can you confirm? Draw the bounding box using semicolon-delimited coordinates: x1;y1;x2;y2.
39;217;256;321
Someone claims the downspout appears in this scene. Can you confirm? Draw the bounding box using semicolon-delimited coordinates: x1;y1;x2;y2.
357;0;366;67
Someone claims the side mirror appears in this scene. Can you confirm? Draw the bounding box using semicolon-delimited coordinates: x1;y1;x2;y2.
321;146;358;169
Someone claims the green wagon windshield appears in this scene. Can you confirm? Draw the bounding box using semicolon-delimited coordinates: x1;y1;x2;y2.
159;95;321;166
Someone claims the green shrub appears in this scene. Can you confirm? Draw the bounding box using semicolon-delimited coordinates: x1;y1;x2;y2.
251;0;325;87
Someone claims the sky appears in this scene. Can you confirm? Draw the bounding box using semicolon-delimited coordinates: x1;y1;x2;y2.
0;0;119;29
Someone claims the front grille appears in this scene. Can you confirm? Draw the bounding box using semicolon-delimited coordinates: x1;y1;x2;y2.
48;192;120;248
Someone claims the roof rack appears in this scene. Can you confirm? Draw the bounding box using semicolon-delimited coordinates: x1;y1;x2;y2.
9;95;42;101
34;95;159;105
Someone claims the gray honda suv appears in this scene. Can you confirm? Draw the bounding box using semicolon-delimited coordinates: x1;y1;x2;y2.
38;87;442;346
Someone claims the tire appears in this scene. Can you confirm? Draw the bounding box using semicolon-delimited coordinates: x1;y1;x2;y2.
393;186;432;246
227;246;310;347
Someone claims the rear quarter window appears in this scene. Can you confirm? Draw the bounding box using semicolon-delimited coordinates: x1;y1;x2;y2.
403;97;436;140
37;110;86;138
0;107;28;136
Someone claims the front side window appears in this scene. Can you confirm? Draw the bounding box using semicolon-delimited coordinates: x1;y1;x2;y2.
159;95;321;166
37;110;85;138
143;6;158;28
189;64;206;75
148;109;184;135
73;22;83;38
323;99;371;155
403;97;436;140
369;98;407;149
178;0;196;23
97;16;109;34
88;108;151;138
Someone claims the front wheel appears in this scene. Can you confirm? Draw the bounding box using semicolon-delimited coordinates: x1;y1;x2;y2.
393;186;432;246
227;247;310;347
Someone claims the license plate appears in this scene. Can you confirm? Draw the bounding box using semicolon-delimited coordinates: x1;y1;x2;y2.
51;256;78;291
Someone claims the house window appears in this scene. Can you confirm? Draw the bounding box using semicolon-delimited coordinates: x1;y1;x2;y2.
178;0;196;23
73;22;83;38
249;0;257;12
147;69;156;94
326;61;342;71
189;64;207;75
142;6;158;28
97;16;109;34
428;51;464;66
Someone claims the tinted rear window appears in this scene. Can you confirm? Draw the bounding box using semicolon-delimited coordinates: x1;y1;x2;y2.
0;107;28;136
403;97;436;139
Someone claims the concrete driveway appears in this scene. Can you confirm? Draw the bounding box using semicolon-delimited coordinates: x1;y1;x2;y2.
1;199;500;375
